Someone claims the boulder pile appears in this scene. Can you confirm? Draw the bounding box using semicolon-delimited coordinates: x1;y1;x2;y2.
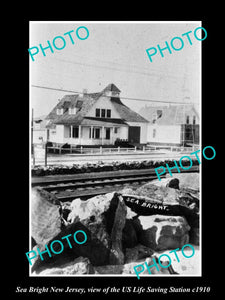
31;173;200;275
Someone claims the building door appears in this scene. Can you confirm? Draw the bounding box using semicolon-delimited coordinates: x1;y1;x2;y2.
128;126;140;143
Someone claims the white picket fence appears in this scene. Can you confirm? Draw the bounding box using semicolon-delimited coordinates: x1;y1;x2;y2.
45;144;199;155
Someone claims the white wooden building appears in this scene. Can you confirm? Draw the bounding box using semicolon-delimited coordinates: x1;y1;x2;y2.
139;104;199;146
46;84;148;146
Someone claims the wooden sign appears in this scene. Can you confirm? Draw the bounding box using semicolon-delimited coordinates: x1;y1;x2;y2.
33;143;47;166
34;144;46;159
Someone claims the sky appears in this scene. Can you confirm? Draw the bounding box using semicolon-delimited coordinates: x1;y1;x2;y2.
29;21;201;119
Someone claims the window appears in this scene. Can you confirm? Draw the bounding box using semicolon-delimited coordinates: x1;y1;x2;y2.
95;108;111;118
193;115;196;125
70;126;79;138
69;108;77;115
114;127;118;134
153;129;156;138
56;108;63;115
107;109;111;118
101;109;106;118
186;115;190;124
96;108;100;117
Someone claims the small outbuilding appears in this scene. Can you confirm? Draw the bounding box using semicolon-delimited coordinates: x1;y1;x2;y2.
139;104;199;146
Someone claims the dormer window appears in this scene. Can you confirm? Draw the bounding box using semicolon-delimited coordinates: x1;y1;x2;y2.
56;108;63;115
69;107;77;115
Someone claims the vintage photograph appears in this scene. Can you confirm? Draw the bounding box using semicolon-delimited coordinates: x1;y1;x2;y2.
29;21;201;277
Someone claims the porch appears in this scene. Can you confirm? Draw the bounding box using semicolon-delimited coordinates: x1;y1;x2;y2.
62;124;128;146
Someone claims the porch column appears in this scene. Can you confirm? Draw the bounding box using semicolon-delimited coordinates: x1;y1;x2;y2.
91;126;93;143
70;125;73;142
110;127;113;144
79;125;81;145
101;126;104;145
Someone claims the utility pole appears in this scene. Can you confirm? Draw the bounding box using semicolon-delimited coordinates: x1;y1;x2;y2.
31;108;35;166
31;108;34;153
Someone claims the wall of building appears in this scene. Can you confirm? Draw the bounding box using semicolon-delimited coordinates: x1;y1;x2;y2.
147;124;181;144
33;129;47;143
85;96;121;119
49;125;64;143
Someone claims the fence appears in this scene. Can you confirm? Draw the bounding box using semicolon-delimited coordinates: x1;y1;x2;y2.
47;144;199;154
32;143;199;166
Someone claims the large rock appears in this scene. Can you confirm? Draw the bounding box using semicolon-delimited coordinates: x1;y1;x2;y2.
31;188;62;246
36;257;94;275
124;244;154;263
121;184;180;205
32;192;127;274
151;173;200;192
154;245;200;275
121;179;199;210
122;219;139;249
109;197;127;264
138;215;190;251
121;182;199;233
67;192;127;265
94;256;170;275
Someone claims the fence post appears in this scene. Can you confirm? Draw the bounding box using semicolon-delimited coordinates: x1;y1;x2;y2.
70;144;72;154
143;145;145;152
118;146;120;153
134;146;137;152
100;146;102;154
81;146;83;154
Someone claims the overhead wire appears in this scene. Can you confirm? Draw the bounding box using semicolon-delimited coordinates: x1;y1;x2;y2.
31;84;194;105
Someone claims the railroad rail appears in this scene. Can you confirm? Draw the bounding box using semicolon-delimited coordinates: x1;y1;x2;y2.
31;166;199;202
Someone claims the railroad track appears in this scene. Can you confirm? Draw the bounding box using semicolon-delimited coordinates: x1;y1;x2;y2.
31;166;199;202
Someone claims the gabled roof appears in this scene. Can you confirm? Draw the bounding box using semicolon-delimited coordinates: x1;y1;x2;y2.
111;97;148;123
46;84;148;126
138;104;199;125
